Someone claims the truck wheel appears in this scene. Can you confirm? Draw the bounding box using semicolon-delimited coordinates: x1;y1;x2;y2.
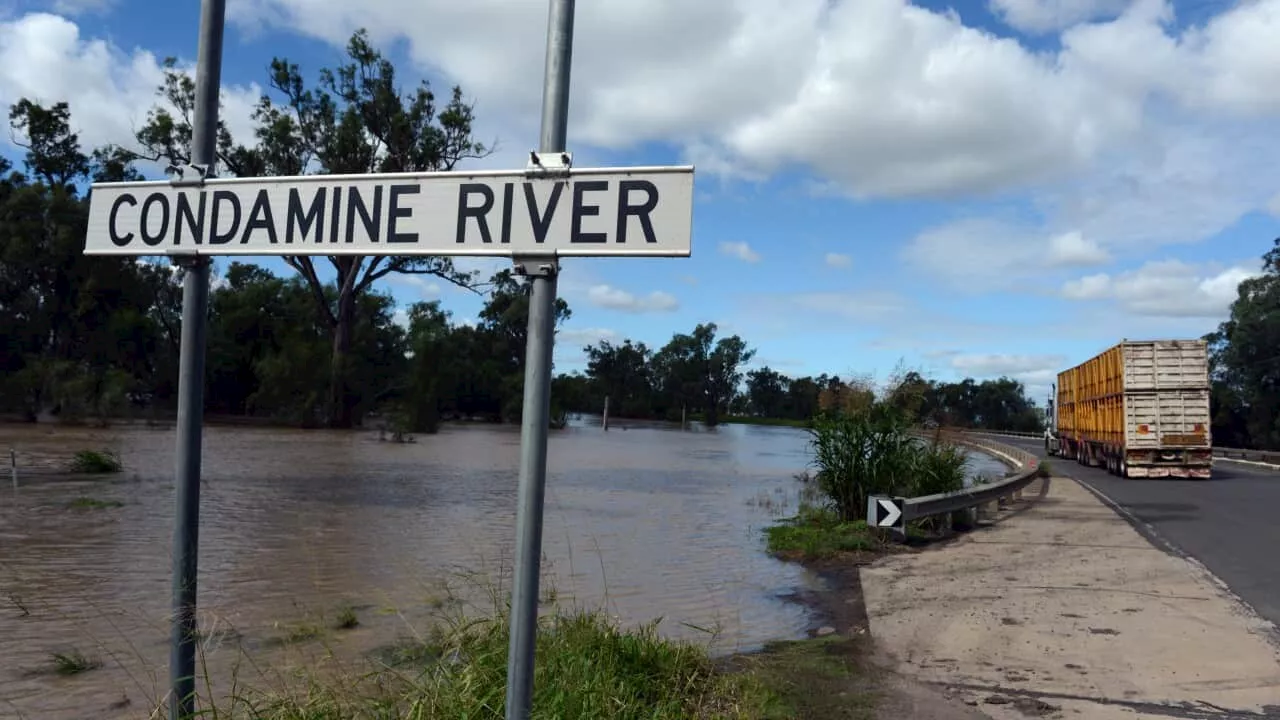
1118;459;1128;478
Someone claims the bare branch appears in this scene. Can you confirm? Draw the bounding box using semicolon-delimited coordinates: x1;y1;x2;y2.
283;256;336;327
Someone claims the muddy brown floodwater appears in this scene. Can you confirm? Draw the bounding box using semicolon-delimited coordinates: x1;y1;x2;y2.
0;416;1007;719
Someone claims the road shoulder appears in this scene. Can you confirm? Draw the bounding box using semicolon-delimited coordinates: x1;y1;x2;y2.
860;475;1280;720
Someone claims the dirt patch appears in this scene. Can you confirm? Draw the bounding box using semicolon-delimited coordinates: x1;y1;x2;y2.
729;549;992;719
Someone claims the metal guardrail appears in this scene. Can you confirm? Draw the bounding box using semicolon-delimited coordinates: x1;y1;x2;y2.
950;428;1280;467
898;432;1043;524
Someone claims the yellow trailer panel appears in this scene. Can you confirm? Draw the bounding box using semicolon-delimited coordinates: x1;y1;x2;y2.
1050;339;1211;479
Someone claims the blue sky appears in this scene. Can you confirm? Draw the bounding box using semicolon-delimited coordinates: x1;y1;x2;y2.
3;0;1278;402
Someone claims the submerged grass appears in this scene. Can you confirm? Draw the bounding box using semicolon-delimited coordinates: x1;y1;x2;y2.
69;449;122;474
67;496;123;510
334;604;360;630
51;650;101;676
734;637;880;720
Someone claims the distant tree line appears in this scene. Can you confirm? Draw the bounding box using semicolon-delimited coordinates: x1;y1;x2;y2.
553;338;1046;433
2;30;490;429
1205;238;1280;450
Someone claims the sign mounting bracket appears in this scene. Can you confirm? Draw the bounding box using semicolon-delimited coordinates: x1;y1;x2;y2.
512;254;560;278
166;163;213;188
164;164;213;267
525;151;572;179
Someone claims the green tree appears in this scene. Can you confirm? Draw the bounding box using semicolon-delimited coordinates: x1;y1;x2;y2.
477;269;572;422
133;29;490;428
745;366;789;418
653;323;754;426
1205;238;1280;449
1;99;167;422
400;301;453;432
584;339;654;418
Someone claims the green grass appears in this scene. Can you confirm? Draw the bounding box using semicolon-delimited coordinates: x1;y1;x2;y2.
211;608;781;719
69;449;122;474
67;496;123;510
764;505;882;560
736;637;879;720
267;620;325;646
51;650;101;676
333;604;359;630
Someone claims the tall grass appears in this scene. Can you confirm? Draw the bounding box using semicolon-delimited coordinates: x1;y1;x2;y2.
197;607;768;719
806;404;967;523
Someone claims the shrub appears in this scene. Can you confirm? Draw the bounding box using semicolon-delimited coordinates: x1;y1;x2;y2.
69;449;122;474
807;404;968;522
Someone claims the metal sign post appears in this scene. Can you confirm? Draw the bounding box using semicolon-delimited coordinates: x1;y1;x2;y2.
503;2;575;717
83;3;690;717
169;0;224;718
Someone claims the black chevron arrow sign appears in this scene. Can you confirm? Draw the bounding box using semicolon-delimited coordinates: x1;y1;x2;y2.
867;495;905;530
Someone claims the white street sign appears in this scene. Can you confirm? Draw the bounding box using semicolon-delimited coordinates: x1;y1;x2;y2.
867;496;905;529
84;165;694;257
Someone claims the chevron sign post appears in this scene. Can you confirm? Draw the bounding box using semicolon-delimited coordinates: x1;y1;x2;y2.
867;495;906;532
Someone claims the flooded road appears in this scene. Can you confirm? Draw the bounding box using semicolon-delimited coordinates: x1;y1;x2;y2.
0;418;1008;718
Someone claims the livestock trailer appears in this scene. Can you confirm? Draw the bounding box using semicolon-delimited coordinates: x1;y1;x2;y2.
1045;339;1212;479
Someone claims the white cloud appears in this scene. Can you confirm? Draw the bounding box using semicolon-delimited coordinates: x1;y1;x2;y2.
950;353;1066;378
903;219;1110;289
8;0;1280;216
1174;0;1280;117
556;327;619;365
749;356;806;371
718;241;760;263
391;308;410;330
1046;230;1110;267
208;0;1140;197
452;257;511;285
9;0;1280;222
586;284;679;313
385;274;442;299
47;0;114;15
1060;259;1259;318
824;252;852;268
0;12;259;164
988;0;1129;34
1268;191;1280;218
947;352;1065;399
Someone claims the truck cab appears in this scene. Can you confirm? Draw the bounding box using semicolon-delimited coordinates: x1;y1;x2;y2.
1044;386;1060;455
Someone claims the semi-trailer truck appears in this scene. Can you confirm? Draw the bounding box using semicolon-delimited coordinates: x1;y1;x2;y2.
1044;339;1213;479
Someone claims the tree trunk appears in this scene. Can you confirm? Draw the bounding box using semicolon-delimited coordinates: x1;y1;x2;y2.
704;398;720;427
328;293;356;429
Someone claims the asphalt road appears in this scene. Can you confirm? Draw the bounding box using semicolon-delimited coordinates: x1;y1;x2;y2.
1000;436;1280;629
